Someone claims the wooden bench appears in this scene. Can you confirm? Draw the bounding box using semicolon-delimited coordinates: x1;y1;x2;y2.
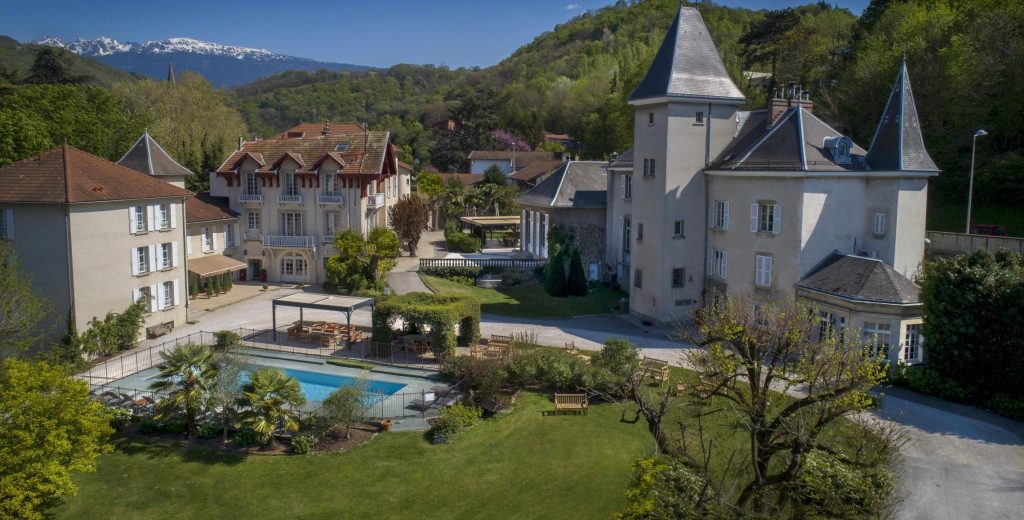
488;334;512;348
146;321;173;339
553;393;588;415
643;357;670;384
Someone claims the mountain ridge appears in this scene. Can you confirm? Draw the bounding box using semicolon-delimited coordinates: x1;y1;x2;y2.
36;36;372;87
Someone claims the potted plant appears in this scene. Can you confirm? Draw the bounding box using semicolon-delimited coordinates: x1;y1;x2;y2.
224;273;233;292
205;280;214;299
190;277;199;300
260;269;268;283
210;275;220;296
380;418;393;432
261;284;269;291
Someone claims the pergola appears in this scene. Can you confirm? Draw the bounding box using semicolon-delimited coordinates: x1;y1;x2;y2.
459;215;520;243
271;293;375;346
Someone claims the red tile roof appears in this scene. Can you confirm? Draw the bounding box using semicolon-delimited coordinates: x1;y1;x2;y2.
468;151;562;163
0;144;191;204
509;159;566;183
186;193;237;223
217;131;393;177
271;121;367;139
437;173;483;187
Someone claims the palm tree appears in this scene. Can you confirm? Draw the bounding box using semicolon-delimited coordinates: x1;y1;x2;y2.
149;343;215;436
237;368;306;446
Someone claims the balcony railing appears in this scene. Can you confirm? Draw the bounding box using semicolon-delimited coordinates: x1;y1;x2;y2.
239;193;263;204
262;235;316;249
318;194;345;206
278;194;303;205
366;193;385;209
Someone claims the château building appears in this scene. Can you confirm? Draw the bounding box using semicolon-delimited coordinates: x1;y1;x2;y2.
603;7;936;364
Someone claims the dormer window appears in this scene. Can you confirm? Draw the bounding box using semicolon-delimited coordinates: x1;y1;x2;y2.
825;136;853;165
286;131;303;138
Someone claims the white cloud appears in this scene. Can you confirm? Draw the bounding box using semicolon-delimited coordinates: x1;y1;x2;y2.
565;3;581;10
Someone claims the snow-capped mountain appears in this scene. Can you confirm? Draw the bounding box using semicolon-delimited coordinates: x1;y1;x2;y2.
37;36;369;87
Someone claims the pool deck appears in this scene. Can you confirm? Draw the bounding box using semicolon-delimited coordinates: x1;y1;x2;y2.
104;351;445;424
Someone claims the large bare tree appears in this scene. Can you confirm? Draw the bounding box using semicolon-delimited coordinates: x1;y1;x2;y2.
388;194;429;256
682;294;898;512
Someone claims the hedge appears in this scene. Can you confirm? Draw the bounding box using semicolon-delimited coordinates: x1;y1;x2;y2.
373;292;481;356
420;265;483;280
445;231;481;253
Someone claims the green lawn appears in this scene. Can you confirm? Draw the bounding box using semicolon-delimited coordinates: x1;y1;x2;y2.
421;275;627;318
928;198;1024;236
55;393;650;519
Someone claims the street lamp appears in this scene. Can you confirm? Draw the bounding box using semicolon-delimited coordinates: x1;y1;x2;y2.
965;129;988;234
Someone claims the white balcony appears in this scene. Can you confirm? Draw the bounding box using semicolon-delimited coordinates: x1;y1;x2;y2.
278;194;303;205
239;193;263;205
262;235;316;249
366;193;385;209
318;194;345;206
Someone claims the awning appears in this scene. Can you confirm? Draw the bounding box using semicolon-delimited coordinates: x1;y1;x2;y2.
188;254;247;277
459;215;520;228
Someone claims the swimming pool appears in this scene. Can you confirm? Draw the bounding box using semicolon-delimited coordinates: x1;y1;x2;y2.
279;367;406;402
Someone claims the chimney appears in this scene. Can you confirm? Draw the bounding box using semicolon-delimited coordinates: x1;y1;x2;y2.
237;136;243;151
322;121;330;136
768;82;814;125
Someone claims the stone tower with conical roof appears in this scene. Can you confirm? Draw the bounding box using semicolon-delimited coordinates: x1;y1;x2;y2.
626;6;746;324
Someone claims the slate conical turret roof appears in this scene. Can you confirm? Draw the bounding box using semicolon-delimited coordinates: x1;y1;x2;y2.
629;7;745;104
117;131;194;178
865;60;939;172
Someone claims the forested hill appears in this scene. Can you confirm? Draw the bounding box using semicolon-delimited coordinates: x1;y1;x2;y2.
236;0;1024;219
0;36;132;87
232;0;854;167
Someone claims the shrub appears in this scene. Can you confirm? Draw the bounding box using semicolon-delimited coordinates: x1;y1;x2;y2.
291;434;315;454
920;249;1024;404
619;457;731;520
321;386;365;439
196;422;220;439
591;338;640;379
420;265;483;280
233;428;260;447
214;330;241;351
430;402;481;443
445;230;481;253
109;407;132;431
567;249;588;296
904;365;974;401
137;416;160;434
986;394;1024;421
792;451;896;519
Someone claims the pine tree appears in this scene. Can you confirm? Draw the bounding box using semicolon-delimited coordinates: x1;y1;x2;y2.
545;250;568;297
567;249;588;296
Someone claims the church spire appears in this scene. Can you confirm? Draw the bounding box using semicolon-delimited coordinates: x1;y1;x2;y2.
167;62;175;84
629;7;745;104
865;59;939;172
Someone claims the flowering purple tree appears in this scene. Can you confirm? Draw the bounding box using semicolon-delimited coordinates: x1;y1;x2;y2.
491;130;532;152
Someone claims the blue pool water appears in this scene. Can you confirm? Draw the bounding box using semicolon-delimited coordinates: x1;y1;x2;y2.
279;368;406;403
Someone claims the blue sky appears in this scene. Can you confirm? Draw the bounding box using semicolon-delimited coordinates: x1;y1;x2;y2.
1;1;869;68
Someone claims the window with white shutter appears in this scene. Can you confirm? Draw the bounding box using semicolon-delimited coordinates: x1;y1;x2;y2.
171;242;179;268
186;235;193;256
157;203;170;230
148;245;157;272
160;243;171;269
130;206;145;234
149;284;158;312
752;202;778;234
755;255;772;287
169;203;177;229
709;249;728;280
161;281;174;309
146;205;156;232
873;213;887;236
202;227;212;252
711;201;729;230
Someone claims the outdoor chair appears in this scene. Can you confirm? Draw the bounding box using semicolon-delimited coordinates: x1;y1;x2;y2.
430;384;453;396
409;391;437;411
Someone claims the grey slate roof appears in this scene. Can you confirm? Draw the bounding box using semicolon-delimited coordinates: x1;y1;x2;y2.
629;7;745;103
711;107;868;172
517;161;607;209
797;253;920;305
608;149;634;171
117;132;194;178
866;60;939;172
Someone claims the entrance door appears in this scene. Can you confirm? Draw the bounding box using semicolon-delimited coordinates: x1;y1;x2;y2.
280;254;308;283
248;259;262;280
